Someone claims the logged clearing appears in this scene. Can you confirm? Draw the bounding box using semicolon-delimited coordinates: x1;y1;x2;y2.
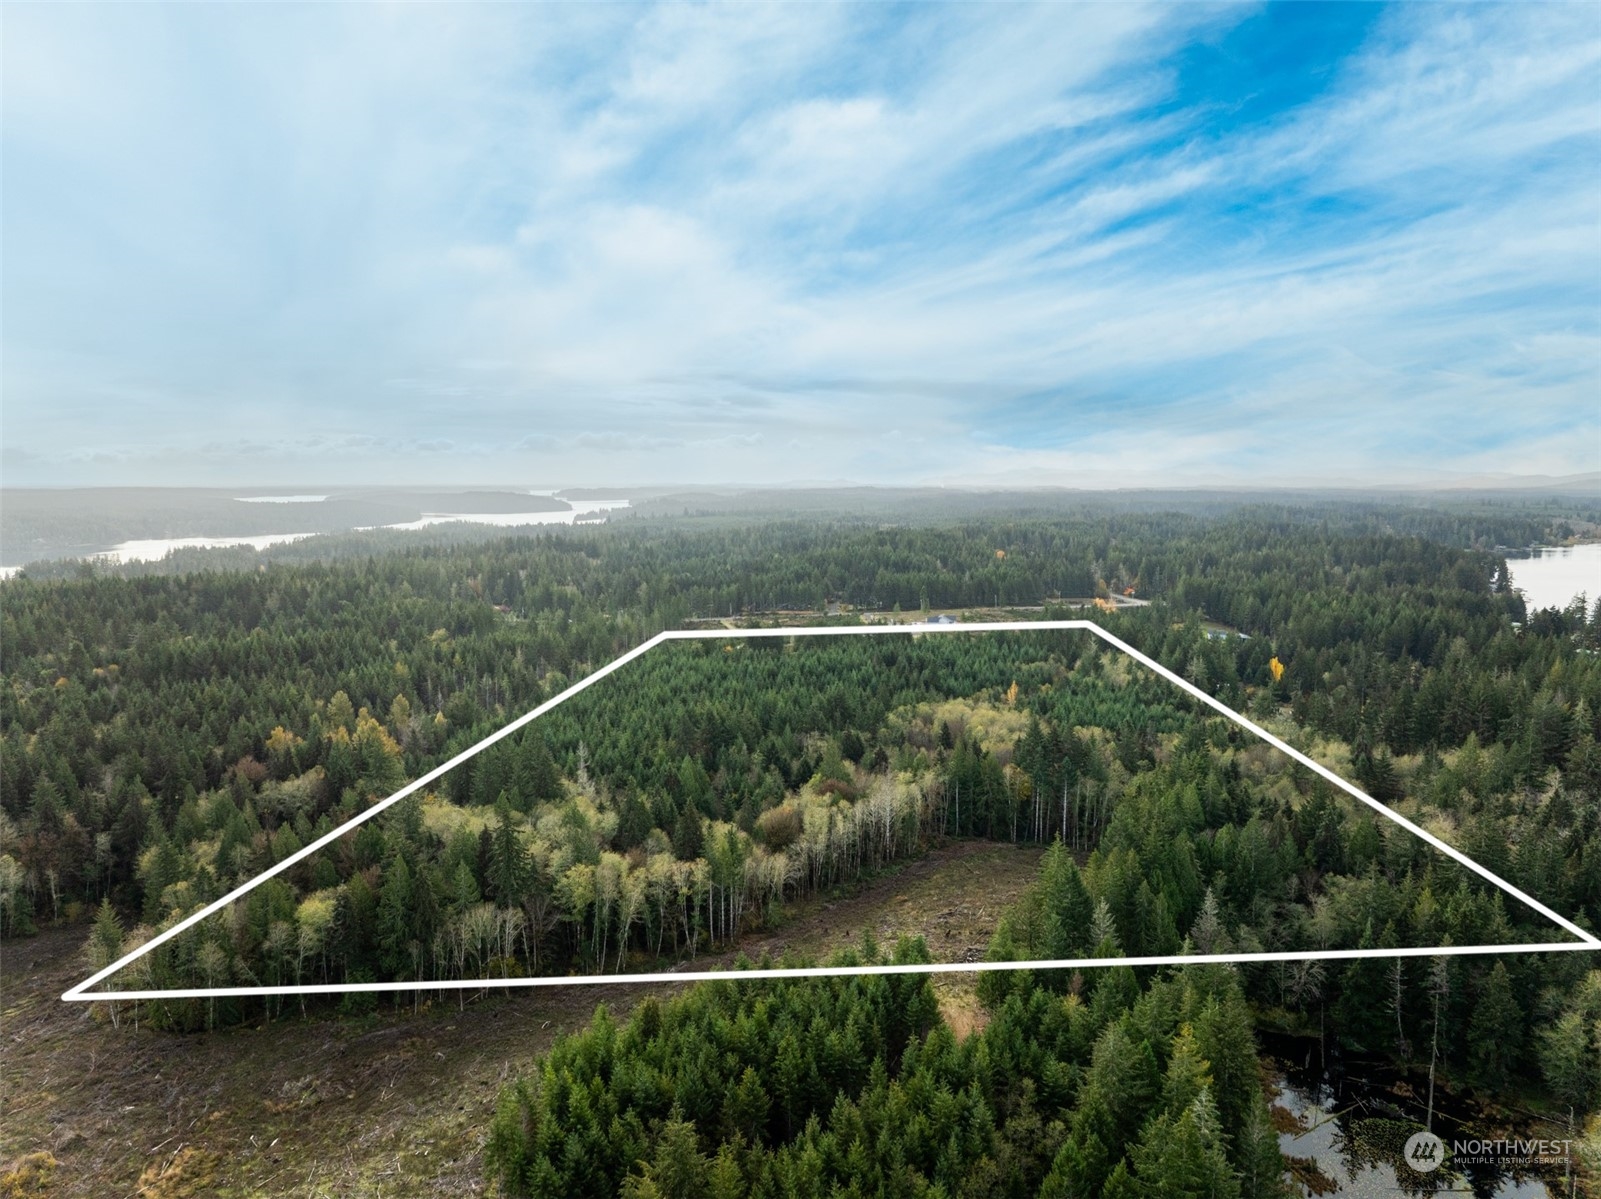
0;840;1041;1198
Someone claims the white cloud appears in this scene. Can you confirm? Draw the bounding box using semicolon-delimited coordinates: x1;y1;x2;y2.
2;3;1595;487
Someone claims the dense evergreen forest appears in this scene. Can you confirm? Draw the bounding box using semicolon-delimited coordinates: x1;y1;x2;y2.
485;945;1284;1199
2;499;1598;1190
66;633;1572;1025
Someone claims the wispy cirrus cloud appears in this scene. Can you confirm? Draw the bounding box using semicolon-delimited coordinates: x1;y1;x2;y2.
2;2;1595;487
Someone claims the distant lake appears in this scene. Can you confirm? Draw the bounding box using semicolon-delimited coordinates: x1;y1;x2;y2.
370;498;631;532
107;532;319;562
1505;543;1601;614
0;498;631;578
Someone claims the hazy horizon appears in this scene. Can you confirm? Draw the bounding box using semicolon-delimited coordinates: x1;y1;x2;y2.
5;472;1601;496
4;3;1597;489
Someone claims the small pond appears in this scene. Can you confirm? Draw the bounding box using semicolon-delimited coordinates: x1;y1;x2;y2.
1265;1033;1579;1197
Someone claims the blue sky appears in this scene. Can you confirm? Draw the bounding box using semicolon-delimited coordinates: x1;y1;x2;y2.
3;2;1597;489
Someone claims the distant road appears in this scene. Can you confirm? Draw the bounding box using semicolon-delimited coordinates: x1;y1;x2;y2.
684;596;1152;626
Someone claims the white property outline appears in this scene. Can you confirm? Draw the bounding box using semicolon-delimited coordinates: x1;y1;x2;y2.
64;621;1600;1002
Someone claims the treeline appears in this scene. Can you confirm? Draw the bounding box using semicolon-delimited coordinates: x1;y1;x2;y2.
486;940;1285;1199
620;488;1592;549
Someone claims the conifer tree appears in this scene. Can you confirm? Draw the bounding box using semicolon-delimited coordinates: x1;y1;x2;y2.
488;797;529;904
1468;961;1523;1090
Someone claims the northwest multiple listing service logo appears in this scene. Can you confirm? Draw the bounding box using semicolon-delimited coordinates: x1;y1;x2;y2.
1403;1131;1445;1173
1402;1129;1573;1175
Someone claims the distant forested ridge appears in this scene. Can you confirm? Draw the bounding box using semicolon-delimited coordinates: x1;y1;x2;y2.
0;487;573;563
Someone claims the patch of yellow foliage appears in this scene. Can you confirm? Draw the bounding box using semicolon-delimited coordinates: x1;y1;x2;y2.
890;697;1031;753
421;800;499;840
264;725;302;757
0;1153;57;1199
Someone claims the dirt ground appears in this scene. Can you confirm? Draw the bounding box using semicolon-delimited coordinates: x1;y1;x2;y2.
0;841;1042;1198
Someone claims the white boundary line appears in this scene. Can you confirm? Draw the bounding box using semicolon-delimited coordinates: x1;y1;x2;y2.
74;942;1600;1001
64;620;1598;1003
